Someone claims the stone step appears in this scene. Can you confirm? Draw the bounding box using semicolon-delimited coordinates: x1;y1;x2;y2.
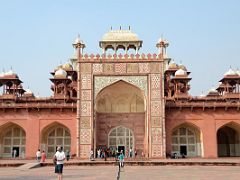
16;162;41;170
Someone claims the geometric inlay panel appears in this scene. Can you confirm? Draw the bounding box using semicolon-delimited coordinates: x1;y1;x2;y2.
151;128;162;144
115;63;126;74
80;144;91;158
81;101;91;116
151;74;161;90
139;63;150;73
151;101;161;116
81;90;92;101
80;117;91;129
94;76;148;98
103;63;114;74
150;63;161;73
151;116;161;127
151;90;161;100
81;63;92;74
80;129;91;144
93;63;103;74
127;63;139;73
152;144;162;157
81;74;92;89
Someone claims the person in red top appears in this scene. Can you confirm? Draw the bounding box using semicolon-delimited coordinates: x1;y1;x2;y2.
41;150;46;163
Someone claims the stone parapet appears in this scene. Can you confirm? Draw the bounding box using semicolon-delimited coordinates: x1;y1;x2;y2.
78;53;161;62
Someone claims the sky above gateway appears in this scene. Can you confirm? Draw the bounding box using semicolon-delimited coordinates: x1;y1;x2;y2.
0;0;239;96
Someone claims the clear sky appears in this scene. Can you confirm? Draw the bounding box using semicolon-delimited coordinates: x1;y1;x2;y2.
0;0;239;96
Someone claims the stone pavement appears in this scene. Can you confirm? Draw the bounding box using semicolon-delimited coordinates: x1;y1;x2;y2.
1;165;240;180
1;157;240;167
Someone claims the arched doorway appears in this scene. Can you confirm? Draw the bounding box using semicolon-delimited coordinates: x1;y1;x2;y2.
171;124;202;157
41;123;71;157
94;80;146;156
108;126;134;154
217;123;240;157
0;123;26;158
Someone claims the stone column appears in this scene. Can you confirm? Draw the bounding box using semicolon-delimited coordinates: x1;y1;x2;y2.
149;71;164;158
79;63;93;158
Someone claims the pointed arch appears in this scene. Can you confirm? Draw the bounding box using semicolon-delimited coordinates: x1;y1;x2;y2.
41;122;71;157
217;121;240;157
217;121;240;132
0;122;26;158
95;80;145;113
171;122;202;157
108;126;134;155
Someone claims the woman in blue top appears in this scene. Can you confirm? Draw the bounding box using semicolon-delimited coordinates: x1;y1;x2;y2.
118;150;124;167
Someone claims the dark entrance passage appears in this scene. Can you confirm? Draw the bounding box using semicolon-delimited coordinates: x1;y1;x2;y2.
12;147;19;157
217;126;240;157
180;145;187;156
118;146;125;155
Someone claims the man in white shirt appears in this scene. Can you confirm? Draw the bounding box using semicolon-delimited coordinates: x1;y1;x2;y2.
36;149;41;162
54;146;65;180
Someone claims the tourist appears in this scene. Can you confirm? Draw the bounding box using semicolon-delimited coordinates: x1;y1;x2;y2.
54;146;65;180
89;149;94;161
97;149;101;158
104;149;107;161
118;150;124;167
141;151;144;157
134;150;137;158
129;148;133;158
41;150;46;163
66;150;70;161
13;149;17;158
36;149;41;162
125;149;129;158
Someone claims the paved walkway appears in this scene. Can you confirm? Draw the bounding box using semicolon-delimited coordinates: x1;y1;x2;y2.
1;158;240;169
1;165;240;180
1;157;240;165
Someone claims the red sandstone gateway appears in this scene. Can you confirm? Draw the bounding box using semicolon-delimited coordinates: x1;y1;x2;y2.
0;28;240;159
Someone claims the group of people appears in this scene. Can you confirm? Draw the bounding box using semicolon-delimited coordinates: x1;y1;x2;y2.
35;149;71;163
96;147;137;159
36;149;46;162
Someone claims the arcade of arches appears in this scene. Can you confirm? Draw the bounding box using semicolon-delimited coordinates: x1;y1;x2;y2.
1;29;240;159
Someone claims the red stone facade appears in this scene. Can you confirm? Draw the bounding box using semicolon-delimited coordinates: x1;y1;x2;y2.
0;30;240;159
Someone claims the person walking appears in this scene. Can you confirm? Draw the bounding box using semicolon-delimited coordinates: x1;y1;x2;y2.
13;149;17;158
89;149;94;161
36;149;41;162
66;150;70;161
53;146;65;180
118;150;125;168
41;150;46;163
134;150;137;158
97;149;101;159
129;148;133;158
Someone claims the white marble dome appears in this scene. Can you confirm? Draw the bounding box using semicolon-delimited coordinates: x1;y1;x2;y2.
168;60;178;69
5;70;15;76
0;72;4;78
101;30;140;42
208;87;218;93
175;68;187;76
224;68;237;76
24;88;33;95
54;68;67;78
62;62;73;71
236;69;240;76
178;64;187;71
